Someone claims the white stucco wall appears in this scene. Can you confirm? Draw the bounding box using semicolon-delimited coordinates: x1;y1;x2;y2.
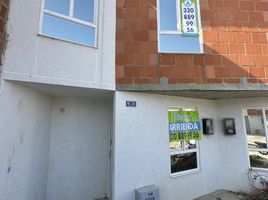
2;84;268;200
216;98;268;190
0;82;112;200
47;97;111;200
113;91;252;200
0;81;52;200
3;0;115;90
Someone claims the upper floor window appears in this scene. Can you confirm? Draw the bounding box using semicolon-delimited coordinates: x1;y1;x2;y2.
157;0;202;53
40;0;98;47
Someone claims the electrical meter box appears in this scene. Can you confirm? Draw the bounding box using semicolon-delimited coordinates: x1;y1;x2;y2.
202;118;214;135
135;185;159;200
223;118;236;135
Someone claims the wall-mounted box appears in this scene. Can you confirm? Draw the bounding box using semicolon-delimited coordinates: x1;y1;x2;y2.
135;185;159;200
202;118;214;135
223;118;236;135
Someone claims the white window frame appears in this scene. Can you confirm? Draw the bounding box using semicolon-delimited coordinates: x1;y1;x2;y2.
39;0;99;47
170;141;200;177
243;107;268;171
157;0;203;54
168;108;201;177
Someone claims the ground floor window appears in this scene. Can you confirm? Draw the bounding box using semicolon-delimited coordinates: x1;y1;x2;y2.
168;109;201;176
244;108;268;169
170;140;199;174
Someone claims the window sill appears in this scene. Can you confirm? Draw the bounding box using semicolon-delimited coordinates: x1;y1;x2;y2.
170;168;200;178
37;33;98;49
250;167;268;173
159;51;204;55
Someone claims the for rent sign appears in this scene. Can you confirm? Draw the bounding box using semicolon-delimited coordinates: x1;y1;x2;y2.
179;0;200;36
168;110;202;142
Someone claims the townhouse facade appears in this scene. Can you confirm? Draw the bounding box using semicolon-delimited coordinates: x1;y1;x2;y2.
114;0;268;199
0;0;268;200
0;0;115;199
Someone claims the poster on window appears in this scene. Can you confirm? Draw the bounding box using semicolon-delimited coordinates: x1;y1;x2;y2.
178;0;200;36
168;110;202;142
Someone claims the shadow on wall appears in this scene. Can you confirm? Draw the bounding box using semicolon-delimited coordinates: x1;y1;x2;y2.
158;40;268;85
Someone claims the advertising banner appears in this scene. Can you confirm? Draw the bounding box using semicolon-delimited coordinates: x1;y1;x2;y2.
179;0;200;36
169;110;202;142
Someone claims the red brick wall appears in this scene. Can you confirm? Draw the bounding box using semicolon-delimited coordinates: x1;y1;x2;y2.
116;0;268;85
0;0;9;64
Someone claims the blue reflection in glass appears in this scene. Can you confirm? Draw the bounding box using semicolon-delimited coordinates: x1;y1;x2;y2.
42;14;96;46
45;0;70;16
159;34;201;53
74;0;94;23
159;0;177;31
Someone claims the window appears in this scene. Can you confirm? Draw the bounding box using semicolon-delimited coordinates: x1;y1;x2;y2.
170;140;199;175
157;0;202;53
168;109;201;176
244;108;268;169
40;0;98;47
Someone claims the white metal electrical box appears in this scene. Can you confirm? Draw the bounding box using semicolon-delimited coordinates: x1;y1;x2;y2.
135;185;159;200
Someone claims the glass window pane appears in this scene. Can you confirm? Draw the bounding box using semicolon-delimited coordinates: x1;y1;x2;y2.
42;14;96;46
159;0;177;31
184;140;197;150
171;152;197;174
249;151;268;169
159;34;201;53
45;0;70;16
74;0;94;23
170;141;183;150
245;109;267;149
265;110;268;141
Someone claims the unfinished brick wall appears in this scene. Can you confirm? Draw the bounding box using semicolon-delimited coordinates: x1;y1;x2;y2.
0;0;9;65
116;0;268;86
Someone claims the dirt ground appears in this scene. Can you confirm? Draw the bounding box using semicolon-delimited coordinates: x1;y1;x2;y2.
195;190;246;200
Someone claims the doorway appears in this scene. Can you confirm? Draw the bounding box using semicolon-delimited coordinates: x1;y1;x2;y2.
46;97;111;200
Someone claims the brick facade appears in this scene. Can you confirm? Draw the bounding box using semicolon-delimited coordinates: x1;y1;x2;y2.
116;0;268;87
0;0;9;64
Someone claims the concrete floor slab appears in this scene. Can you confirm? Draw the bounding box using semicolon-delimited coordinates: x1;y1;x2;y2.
195;190;246;200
